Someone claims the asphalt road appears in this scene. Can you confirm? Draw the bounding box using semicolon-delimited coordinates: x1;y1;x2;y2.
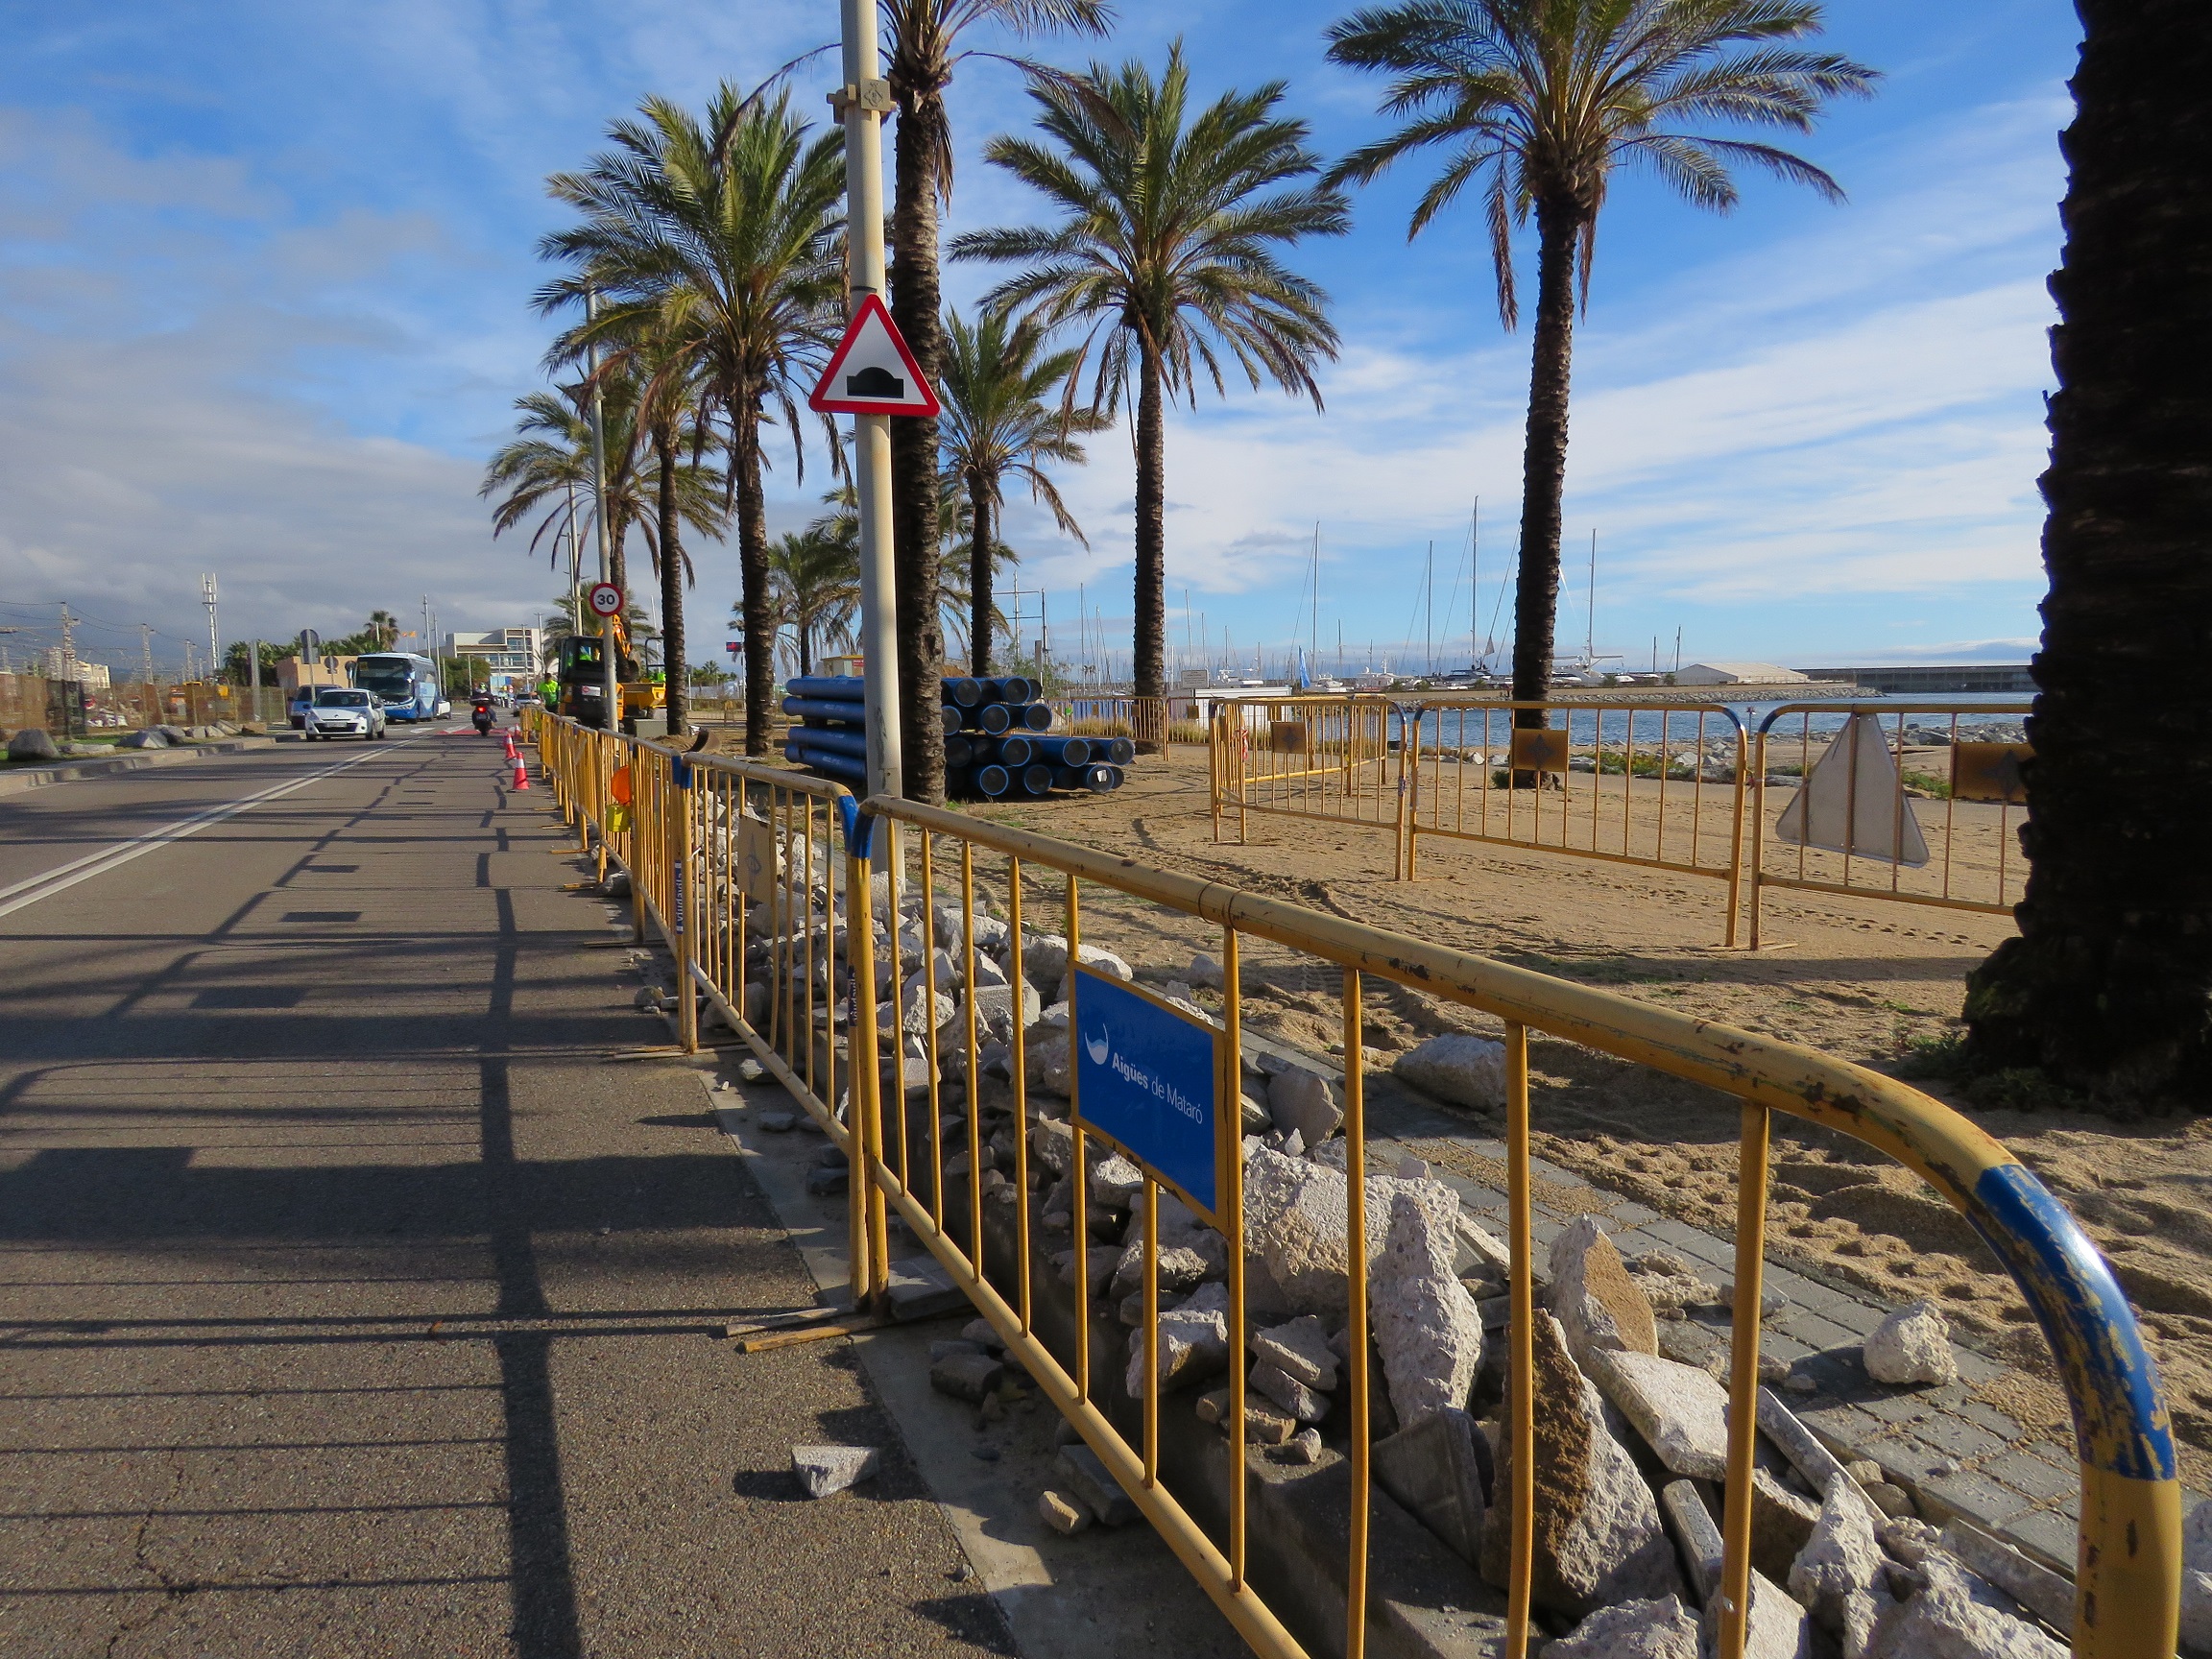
0;729;1014;1657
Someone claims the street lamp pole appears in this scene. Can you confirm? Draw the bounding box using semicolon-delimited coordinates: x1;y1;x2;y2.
585;288;621;728
836;0;903;805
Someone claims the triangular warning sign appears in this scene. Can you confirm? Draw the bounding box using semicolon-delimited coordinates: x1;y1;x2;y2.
1773;714;1931;866
808;293;941;417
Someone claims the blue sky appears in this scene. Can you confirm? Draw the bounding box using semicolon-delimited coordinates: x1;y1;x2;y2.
0;1;2080;678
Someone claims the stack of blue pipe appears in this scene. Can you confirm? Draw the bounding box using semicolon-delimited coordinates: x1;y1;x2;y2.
781;672;1131;800
781;674;876;786
942;675;1128;800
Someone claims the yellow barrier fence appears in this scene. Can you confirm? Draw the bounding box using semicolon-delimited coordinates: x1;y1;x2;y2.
1214;694;1750;944
529;708;2177;1659
1748;700;2035;948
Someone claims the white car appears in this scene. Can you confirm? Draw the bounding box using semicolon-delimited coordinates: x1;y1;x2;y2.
304;687;387;740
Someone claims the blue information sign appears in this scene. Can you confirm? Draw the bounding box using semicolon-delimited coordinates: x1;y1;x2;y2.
1070;967;1223;1218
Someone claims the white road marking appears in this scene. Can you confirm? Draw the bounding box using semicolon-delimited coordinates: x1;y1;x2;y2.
0;740;421;921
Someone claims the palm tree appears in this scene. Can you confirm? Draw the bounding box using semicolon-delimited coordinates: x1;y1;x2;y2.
1962;4;2211;1105
878;0;1113;800
765;529;861;677
480;382;652;593
935;308;1104;675
541;86;846;757
951;45;1349;734
589;331;730;735
366;611;399;651
1325;0;1874;713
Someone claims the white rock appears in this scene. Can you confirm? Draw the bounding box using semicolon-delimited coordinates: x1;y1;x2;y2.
1252;1315;1338;1391
2181;1496;2212;1654
1249;1358;1329;1422
1267;1067;1342;1147
1124;1282;1231;1397
1484;1313;1683;1621
970;980;1040;1044
900;981;958;1035
1660;1479;1724;1607
1790;1473;1892;1659
1590;1349;1731;1480
1863;1301;1959;1387
1393;1031;1507;1111
1548;1595;1702;1658
1089;1153;1144;1212
1868;1554;2067;1658
1704;1571;1815;1659
1937;1524;2075;1641
1187;952;1224;990
1551;1215;1659;1373
967;950;1010;989
1372;1188;1486;1425
790;1444;879;1498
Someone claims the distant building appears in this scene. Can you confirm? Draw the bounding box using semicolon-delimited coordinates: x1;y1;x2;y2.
446;628;545;690
1674;661;1810;686
277;657;354;693
1797;663;2035;695
41;649;110;688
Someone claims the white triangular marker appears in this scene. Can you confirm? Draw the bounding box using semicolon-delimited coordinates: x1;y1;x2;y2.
808;293;941;417
1774;714;1931;866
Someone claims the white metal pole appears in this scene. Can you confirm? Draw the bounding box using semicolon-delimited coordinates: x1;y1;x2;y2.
585;288;620;727
839;0;903;803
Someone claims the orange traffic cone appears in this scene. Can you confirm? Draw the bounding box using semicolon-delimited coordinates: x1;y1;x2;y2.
502;731;518;760
512;753;530;790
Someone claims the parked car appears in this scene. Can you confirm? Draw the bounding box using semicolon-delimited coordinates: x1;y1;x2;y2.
288;686;319;730
303;687;386;741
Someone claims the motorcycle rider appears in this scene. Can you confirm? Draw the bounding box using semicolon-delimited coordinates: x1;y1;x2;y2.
471;694;494;735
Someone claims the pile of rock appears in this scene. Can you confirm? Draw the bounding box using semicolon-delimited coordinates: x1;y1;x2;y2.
706;855;2079;1653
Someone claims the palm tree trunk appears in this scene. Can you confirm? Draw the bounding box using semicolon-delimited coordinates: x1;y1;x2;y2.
798;620;812;680
970;475;994;678
654;422;686;737
734;419;775;757
1963;1;2212;1103
1510;195;1579;726
1132;334;1167;740
891;93;949;805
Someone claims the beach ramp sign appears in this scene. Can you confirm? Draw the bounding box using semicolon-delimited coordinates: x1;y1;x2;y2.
1774;713;1931;867
1070;967;1226;1222
808;293;941;418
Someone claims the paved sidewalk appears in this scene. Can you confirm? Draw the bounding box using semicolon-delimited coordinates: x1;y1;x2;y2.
0;736;1009;1657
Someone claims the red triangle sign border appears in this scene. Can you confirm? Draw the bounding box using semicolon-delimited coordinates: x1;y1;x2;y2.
808;292;942;418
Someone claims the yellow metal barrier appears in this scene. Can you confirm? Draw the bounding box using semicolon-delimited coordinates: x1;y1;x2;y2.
1748;700;2034;948
1214;694;1750;944
527;707;2177;1659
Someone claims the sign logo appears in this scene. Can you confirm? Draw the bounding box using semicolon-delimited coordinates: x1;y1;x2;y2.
807;293;942;418
1070;968;1223;1220
586;582;623;618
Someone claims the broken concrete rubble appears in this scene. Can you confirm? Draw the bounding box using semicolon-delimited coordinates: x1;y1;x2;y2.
1862;1299;1960;1387
1590;1348;1732;1481
1479;1311;1683;1622
1551;1215;1661;1374
1370;1406;1488;1566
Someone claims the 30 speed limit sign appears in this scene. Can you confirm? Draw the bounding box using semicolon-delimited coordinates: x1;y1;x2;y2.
586;582;623;618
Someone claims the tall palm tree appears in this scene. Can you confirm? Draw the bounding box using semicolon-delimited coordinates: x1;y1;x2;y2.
480;382;653;593
765;529;861;678
878;0;1113;801
1963;3;2212;1106
366;611;399;651
541;86;846;757
951;46;1349;733
935;308;1104;675
588;331;729;735
1325;0;1874;713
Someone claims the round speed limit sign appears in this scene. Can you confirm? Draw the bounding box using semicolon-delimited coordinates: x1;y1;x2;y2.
586;582;623;618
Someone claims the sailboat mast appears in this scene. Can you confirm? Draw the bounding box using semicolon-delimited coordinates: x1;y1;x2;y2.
1586;529;1597;665
1425;541;1434;676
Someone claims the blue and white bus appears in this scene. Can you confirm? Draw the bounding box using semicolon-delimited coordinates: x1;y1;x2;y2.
350;652;443;721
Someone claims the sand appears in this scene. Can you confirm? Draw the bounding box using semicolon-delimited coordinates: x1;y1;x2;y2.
940;746;2212;1490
